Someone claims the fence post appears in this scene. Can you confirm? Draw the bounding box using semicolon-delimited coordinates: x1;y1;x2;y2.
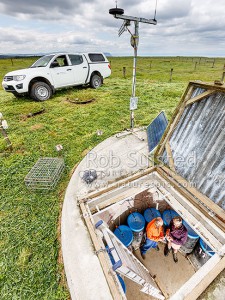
11;58;14;66
212;59;215;68
123;67;126;78
150;61;152;70
169;68;173;82
194;61;198;71
221;71;225;82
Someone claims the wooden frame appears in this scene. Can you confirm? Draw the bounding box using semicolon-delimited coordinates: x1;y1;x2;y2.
155;81;225;226
157;166;225;231
155;82;194;158
78;81;225;300
87;169;225;248
155;81;225;158
80;202;126;300
185;90;214;106
165;142;175;171
170;248;225;300
78;166;156;203
81;167;225;299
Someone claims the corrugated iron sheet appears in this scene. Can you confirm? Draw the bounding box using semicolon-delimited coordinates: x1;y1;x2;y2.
167;89;225;209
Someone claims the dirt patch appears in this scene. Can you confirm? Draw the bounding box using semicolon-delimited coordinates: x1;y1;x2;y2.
66;97;96;104
81;148;90;157
30;124;44;131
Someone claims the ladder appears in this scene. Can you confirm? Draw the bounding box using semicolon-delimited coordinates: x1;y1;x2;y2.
95;220;165;300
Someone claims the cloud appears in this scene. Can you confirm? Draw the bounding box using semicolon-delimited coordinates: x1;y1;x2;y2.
0;27;102;52
1;0;74;15
156;0;192;20
0;0;225;56
0;0;112;21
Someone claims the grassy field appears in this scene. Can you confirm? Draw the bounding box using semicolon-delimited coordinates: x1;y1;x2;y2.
0;56;225;300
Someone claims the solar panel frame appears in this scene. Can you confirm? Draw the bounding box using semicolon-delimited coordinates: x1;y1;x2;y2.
146;111;168;152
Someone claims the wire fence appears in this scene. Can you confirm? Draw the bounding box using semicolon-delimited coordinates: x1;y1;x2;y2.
111;59;225;82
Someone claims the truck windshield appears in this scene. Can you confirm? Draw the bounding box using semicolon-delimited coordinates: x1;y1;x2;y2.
30;55;55;68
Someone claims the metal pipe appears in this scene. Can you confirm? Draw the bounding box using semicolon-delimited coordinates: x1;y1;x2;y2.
130;21;139;129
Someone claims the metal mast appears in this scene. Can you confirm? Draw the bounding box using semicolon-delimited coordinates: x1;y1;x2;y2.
109;8;157;129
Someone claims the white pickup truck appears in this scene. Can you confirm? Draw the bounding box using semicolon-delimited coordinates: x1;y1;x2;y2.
2;52;111;101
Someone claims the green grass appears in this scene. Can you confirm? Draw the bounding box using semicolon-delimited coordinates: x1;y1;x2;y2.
0;56;225;299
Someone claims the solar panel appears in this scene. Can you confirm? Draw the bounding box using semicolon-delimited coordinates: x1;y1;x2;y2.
147;111;168;152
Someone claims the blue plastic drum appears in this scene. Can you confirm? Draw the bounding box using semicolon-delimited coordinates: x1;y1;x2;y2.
180;221;199;254
127;212;145;246
114;225;133;247
117;275;126;294
144;208;161;223
162;209;180;226
127;212;145;232
183;221;199;239
200;239;215;256
193;238;215;267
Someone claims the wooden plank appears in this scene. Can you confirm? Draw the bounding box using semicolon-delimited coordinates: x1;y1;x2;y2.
88;171;157;210
189;80;225;92
154;176;224;251
156;81;225;158
158;166;225;225
79;166;156;202
185;90;214;106
165;142;175;171
154;172;225;244
80;203;125;300
158;169;225;231
156;168;225;233
90;181;153;212
170;251;225;300
155;83;194;157
184;255;225;300
156;167;225;232
147;275;169;300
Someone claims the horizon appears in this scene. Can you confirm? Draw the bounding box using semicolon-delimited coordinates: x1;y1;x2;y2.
0;53;225;59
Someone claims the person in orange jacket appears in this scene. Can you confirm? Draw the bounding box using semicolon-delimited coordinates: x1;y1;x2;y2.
140;217;165;259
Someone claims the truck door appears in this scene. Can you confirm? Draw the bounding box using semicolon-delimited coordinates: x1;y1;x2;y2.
49;55;75;88
68;54;88;84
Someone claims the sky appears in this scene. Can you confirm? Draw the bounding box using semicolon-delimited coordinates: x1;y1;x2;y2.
0;0;225;56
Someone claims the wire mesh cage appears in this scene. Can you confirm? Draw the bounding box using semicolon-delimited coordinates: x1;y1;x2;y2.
24;157;65;190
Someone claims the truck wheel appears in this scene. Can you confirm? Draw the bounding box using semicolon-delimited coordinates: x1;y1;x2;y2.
90;74;102;89
30;82;52;101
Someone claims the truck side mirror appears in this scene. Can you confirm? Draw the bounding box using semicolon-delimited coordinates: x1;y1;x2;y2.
50;61;59;68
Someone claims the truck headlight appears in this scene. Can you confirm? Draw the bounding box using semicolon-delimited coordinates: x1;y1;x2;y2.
13;75;26;81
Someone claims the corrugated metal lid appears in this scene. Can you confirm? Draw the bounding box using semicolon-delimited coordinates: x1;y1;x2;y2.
156;81;225;211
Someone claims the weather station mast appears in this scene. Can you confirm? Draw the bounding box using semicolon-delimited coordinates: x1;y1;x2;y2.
109;1;157;129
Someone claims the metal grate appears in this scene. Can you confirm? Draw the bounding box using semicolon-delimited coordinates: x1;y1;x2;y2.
4;76;13;82
24;157;65;190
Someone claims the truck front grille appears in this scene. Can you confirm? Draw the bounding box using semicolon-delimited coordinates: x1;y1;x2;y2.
4;76;13;82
